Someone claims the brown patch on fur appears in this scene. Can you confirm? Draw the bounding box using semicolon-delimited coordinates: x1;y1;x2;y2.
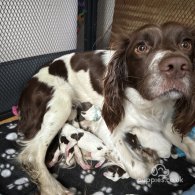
80;102;93;111
61;136;69;145
141;148;159;164
49;60;68;80
18;77;53;139
71;51;106;94
174;91;195;136
70;132;84;141
97;147;103;150
125;133;159;163
125;133;141;149
75;102;93;122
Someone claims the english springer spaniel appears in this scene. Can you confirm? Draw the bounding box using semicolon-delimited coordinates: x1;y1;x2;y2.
17;22;195;195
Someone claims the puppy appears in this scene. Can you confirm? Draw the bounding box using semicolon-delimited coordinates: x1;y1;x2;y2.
17;22;195;195
61;123;108;168
46;102;127;180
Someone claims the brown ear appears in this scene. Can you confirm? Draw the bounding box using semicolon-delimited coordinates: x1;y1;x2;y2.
173;87;195;136
172;26;195;136
102;36;130;132
190;26;195;65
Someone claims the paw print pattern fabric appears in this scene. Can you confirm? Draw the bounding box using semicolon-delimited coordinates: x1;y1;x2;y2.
1;121;195;195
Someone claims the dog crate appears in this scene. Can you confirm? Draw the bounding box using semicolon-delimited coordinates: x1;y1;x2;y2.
0;0;195;194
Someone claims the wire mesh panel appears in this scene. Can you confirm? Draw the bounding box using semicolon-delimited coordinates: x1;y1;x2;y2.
0;0;78;116
0;0;77;63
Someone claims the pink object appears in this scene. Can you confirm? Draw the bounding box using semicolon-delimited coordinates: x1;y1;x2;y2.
12;106;19;116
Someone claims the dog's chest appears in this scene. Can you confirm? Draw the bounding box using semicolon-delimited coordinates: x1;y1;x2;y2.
118;88;175;133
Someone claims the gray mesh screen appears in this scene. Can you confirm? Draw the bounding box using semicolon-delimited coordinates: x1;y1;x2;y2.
0;0;78;115
0;0;77;63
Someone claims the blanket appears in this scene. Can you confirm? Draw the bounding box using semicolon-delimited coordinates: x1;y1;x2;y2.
0;119;195;195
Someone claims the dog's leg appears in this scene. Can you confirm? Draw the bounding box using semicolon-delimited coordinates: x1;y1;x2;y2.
74;145;91;170
65;149;75;167
124;132;159;168
88;150;107;168
65;141;77;157
114;137;151;179
48;147;61;168
18;91;73;195
94;158;106;168
163;124;195;163
131;127;171;159
58;135;76;167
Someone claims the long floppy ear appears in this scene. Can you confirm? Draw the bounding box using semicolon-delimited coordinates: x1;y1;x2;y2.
174;26;195;136
190;26;195;66
102;36;130;132
173;90;195;136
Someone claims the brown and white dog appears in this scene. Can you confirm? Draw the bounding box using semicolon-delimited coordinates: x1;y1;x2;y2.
17;22;195;195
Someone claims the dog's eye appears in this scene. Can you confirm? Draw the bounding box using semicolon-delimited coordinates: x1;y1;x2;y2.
135;42;149;54
179;40;192;50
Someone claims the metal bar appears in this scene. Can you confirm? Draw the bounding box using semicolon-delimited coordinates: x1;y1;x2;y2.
84;0;98;51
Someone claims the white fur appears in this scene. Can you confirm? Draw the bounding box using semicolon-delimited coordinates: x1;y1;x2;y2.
149;50;169;71
131;127;171;158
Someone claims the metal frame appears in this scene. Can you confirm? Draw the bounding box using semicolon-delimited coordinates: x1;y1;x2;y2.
84;0;98;51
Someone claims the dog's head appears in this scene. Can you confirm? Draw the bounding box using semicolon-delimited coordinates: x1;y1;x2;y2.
103;22;195;134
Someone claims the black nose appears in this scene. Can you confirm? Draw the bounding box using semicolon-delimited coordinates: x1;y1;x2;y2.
159;56;190;78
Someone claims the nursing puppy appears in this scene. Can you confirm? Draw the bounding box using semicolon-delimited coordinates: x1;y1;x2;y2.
46;102;161;181
17;22;195;195
45;103;114;172
47;124;107;170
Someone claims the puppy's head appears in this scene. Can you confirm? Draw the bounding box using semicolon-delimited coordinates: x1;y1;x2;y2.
103;22;195;133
